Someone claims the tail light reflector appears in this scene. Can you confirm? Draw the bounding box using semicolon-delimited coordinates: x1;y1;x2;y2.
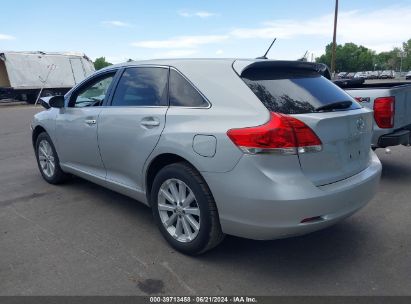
227;112;322;155
374;97;395;129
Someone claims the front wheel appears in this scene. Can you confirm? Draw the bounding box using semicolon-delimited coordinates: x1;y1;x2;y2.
35;132;68;184
151;162;224;255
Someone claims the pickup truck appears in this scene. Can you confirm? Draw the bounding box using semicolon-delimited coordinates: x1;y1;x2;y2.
334;80;411;149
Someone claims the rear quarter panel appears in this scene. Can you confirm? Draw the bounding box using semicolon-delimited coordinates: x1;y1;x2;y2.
145;60;270;176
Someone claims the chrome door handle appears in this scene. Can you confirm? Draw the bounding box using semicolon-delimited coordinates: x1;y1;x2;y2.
85;119;97;126
140;118;160;128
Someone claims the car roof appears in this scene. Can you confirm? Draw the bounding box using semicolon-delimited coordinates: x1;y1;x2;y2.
103;58;236;70
101;58;327;75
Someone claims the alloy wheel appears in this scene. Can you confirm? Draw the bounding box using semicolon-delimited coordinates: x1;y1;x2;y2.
38;139;55;178
157;178;201;243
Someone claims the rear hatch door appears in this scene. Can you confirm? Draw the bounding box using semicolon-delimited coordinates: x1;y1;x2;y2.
294;110;373;186
238;60;373;186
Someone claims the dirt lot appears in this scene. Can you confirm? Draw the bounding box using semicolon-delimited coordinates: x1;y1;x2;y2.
0;105;410;295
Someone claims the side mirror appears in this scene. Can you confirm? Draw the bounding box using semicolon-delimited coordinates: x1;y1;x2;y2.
39;95;65;109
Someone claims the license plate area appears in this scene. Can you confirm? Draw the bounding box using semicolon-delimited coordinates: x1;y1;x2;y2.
347;138;363;161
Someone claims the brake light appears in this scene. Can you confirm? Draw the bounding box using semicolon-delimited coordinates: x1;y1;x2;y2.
374;97;395;128
227;112;322;155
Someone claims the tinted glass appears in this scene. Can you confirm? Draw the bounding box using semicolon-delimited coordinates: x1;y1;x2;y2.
169;70;208;107
71;73;115;107
111;67;168;107
242;71;361;114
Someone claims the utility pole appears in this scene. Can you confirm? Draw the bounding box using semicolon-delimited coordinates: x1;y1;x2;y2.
331;0;339;78
398;51;407;73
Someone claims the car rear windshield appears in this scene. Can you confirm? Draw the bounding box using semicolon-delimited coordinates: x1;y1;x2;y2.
241;70;361;114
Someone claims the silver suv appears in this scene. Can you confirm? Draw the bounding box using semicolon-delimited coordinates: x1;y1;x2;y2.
32;59;382;254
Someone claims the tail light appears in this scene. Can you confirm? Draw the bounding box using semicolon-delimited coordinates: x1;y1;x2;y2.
227;112;322;155
374;97;395;128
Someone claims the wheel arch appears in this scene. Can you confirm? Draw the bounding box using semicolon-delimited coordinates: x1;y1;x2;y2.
145;153;204;205
32;125;47;148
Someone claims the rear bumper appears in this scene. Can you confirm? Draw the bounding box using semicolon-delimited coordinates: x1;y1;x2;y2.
203;152;381;240
378;129;410;148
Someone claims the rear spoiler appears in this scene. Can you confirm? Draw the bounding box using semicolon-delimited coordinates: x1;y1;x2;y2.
233;60;331;80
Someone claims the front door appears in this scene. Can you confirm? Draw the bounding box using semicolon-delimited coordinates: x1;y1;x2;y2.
55;71;117;177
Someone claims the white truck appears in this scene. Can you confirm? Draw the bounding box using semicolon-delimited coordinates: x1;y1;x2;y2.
335;80;411;149
0;51;95;103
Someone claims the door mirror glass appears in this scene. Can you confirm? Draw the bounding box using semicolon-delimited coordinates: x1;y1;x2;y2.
40;95;65;109
49;95;65;108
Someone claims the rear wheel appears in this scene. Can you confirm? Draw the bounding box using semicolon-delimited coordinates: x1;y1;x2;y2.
35;132;68;184
151;162;224;255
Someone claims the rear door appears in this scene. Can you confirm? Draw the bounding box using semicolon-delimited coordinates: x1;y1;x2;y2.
241;69;373;186
98;66;169;191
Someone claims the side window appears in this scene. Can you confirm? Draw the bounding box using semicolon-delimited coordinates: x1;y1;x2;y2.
70;73;115;107
111;67;168;107
169;69;208;107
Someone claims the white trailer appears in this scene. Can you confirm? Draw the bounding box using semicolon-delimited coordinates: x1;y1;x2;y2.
0;51;95;103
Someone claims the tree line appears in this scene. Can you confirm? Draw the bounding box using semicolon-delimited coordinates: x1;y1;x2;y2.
316;39;411;72
93;57;133;70
93;57;112;70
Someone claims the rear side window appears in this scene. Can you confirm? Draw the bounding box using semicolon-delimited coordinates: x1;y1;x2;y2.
111;67;168;107
169;69;208;107
242;70;361;114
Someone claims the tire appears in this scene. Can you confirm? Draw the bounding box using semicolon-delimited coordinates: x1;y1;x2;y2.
35;132;68;184
151;162;224;255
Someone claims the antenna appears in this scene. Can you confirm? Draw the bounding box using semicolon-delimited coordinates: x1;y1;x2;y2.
256;38;277;59
297;50;309;62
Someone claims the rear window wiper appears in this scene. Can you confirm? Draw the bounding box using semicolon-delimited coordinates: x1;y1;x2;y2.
315;101;352;112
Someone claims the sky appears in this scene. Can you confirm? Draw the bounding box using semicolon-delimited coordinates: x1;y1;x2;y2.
1;0;411;63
